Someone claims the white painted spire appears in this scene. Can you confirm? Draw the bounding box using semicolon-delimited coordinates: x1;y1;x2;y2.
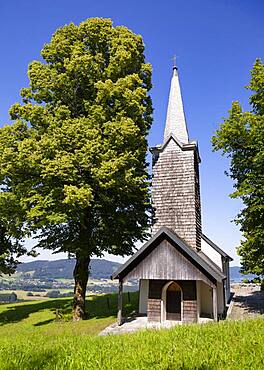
163;66;189;144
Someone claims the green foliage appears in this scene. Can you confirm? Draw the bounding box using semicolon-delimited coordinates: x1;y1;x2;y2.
212;59;264;275
0;188;35;275
252;277;261;284
0;19;152;270
0;296;263;369
242;278;249;284
0;222;35;276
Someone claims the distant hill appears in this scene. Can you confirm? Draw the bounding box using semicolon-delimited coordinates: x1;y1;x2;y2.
229;266;258;282
16;260;259;282
17;259;121;280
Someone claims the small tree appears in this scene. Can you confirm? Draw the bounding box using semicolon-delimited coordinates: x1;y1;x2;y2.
212;59;264;276
0;18;152;319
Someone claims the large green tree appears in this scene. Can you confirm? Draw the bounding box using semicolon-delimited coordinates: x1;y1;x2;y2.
212;59;264;276
0;18;152;319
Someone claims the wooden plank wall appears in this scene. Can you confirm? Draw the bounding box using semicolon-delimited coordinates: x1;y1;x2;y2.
125;240;214;288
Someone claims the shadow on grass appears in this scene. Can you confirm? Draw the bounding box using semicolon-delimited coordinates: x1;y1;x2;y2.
84;291;139;321
0;291;139;326
34;318;55;326
234;290;264;315
16;350;58;370
0;298;71;326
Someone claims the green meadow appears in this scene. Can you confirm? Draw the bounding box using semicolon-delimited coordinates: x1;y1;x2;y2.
0;292;263;369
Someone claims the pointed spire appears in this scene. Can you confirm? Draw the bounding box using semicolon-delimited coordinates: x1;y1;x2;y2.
163;64;189;144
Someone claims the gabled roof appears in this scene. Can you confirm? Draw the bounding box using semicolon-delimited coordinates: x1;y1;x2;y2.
202;234;233;261
112;227;226;283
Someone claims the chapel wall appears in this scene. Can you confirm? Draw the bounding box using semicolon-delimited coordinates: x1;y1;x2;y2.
152;139;201;250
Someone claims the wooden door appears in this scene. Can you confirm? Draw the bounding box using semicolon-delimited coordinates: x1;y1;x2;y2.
166;282;181;320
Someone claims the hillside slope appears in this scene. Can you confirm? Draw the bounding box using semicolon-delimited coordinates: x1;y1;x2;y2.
17;259;121;279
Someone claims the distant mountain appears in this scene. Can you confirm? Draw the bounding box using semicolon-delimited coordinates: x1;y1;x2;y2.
16;260;258;282
17;259;121;280
230;266;258;282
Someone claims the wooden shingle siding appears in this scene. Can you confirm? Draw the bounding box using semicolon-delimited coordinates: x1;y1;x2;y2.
148;299;161;322
183;300;197;322
194;155;202;250
152;138;201;250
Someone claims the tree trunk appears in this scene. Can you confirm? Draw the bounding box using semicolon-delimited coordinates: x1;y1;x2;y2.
72;255;90;321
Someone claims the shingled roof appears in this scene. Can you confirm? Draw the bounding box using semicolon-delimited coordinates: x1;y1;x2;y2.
112;227;226;283
163;66;189;144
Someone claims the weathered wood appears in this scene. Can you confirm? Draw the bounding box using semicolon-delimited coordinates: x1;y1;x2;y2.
147;298;161;322
183;300;197;323
213;286;218;321
117;280;123;326
152;138;201;250
125;239;214;287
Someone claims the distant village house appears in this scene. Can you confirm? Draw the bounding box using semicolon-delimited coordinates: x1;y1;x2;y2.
0;292;17;303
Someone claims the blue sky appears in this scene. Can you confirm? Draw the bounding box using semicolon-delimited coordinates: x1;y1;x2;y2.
0;1;263;265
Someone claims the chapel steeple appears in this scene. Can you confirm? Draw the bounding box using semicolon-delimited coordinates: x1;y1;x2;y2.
163;64;189;144
151;64;202;251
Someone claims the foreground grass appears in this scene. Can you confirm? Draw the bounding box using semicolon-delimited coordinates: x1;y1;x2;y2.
0;291;137;336
0;294;263;369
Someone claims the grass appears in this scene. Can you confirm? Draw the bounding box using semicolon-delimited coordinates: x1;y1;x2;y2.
0;291;137;335
0;292;263;369
0;289;50;300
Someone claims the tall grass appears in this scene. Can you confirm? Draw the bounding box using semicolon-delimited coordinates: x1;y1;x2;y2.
0;293;263;369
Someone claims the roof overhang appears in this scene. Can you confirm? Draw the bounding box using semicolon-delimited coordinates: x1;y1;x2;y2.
112;227;225;283
150;134;201;163
202;234;233;261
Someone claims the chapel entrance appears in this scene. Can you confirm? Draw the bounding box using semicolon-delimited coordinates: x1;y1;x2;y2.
166;282;181;320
